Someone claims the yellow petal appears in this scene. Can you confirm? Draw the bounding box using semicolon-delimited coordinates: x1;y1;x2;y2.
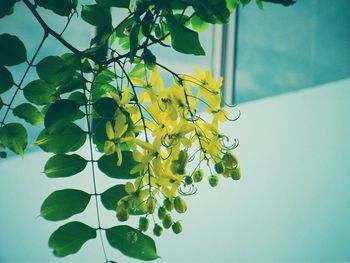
105;121;115;140
104;141;116;155
116;147;122;166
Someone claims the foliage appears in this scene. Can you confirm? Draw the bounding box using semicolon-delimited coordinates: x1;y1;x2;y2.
0;0;294;261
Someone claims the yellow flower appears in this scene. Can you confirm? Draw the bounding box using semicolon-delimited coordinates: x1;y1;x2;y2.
103;111;134;166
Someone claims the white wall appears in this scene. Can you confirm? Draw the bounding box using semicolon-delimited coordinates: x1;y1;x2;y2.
1;79;349;262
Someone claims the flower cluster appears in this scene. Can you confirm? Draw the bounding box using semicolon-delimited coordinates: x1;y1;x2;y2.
101;66;241;236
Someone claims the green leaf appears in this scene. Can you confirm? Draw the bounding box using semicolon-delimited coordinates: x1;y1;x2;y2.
44;99;80;131
36;123;86;154
100;184;127;211
23;79;59;105
41;189;91;221
48;221;96;257
255;0;264;10
68;92;87;106
129;63;146;79
226;0;239;12
0;123;27;155
81;5;112;27
141;48;156;70
97;151;141;179
36;54;79;85
35;0;76;16
166;15;205;56
92;118;109;152
115;17;134;38
190;0;231;24
44;154;88;178
0;65;13;94
191;15;209;32
93;97;118;119
0;0;18;19
13;103;44;125
96;0;129;8
0;33;27;66
129;21;140;62
106;225;159;261
57;73;86;94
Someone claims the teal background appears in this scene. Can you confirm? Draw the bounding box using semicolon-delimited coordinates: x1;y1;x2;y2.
1;1;350;262
235;0;350;102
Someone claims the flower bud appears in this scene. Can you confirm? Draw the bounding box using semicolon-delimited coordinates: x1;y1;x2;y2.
184;175;193;185
146;197;156;214
174;196;187;213
127;231;138;244
222;152;238;168
158;206;167;220
192;169;203;183
176;165;185;175
208;175;219;187
162;214;172;229
230;167;241;181
178;150;188;163
163;198;173;212
138;217;149;232
170;161;178;174
172;221;182;234
153;224;163;237
214;162;225;174
116;209;129;222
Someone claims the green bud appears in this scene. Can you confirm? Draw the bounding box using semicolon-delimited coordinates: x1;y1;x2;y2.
230;167;241;180
172;221;182;234
178;150;188;163
208;175;219;187
214;162;225;174
222;152;238;168
162;214;173;229
158;206;167;220
138;217;149;232
116;209;129;222
146;197;156;214
153;223;163;237
184;175;193;185
170;160;178;174
127;231;138;244
174;196;187;213
163;198;173;212
176;165;185;175
192;169;203;183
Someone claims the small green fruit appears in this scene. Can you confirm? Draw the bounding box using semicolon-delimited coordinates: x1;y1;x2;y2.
208;175;219;187
214;162;225;174
158;206;167;220
222;152;238;168
162;214;173;229
192;169;203;183
174;196;187;213
172;221;182;234
138;217;149;232
231;167;241;180
163;198;173;212
153;224;163;237
146;197;156;214
184;175;193;185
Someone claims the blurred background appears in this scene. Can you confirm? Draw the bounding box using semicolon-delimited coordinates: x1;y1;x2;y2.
1;1;350;262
